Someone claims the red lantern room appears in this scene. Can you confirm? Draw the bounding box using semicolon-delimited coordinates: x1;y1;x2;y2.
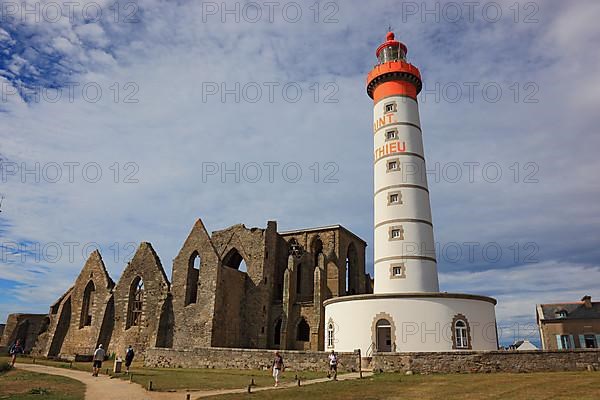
367;32;422;102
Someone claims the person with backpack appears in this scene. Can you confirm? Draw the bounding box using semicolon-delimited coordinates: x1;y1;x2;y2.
92;344;106;377
272;351;284;387
124;345;135;374
9;339;24;367
327;350;338;380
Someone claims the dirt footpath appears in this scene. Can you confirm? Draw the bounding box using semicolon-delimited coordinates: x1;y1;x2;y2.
17;363;371;399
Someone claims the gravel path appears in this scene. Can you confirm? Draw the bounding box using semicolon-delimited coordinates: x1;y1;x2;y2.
17;362;371;399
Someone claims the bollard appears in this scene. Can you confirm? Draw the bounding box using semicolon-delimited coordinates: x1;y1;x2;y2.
247;384;252;393
297;378;301;387
251;378;255;386
186;394;191;400
148;381;153;391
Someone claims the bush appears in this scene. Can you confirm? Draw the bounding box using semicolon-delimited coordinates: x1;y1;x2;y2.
0;361;12;373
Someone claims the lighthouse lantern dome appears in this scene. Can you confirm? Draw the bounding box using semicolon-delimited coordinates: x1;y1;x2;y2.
376;31;408;64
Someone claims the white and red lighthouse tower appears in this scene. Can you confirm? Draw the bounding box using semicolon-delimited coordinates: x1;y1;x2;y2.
324;32;498;353
368;32;439;294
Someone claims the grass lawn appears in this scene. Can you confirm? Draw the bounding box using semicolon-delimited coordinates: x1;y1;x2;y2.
113;365;326;391
0;356;326;391
0;368;85;400
212;371;600;400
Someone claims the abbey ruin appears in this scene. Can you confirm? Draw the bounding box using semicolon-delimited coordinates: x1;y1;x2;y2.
0;219;372;359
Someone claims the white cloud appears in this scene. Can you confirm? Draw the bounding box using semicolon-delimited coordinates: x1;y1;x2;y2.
0;0;599;333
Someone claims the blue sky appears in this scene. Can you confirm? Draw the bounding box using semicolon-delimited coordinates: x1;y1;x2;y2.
1;0;599;347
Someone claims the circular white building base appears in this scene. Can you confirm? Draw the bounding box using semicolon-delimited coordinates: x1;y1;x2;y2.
324;293;498;354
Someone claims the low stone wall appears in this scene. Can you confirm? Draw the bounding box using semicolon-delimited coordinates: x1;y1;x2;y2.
372;349;600;373
145;347;360;372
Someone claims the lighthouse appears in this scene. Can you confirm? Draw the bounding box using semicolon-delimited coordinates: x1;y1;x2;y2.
368;32;439;294
323;32;498;353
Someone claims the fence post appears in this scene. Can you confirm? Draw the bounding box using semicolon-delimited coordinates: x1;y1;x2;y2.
357;348;362;378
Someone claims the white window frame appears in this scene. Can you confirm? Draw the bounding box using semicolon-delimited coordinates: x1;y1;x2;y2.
385;129;398;141
387;160;398;172
327;322;335;348
455;320;469;349
384;102;397;114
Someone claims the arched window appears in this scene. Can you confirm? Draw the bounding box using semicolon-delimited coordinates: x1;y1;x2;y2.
312;236;323;268
297;318;310;342
79;280;95;328
185;252;200;305
345;243;358;295
223;248;248;272
454;320;468;349
126;277;144;329
274;319;282;346
327;321;335;348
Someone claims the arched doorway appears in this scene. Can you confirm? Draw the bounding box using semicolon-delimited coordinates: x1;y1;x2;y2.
376;319;392;352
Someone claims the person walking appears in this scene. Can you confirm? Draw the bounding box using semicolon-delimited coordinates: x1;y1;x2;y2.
9;339;24;367
327;350;338;380
272;351;284;387
124;345;135;374
92;344;106;377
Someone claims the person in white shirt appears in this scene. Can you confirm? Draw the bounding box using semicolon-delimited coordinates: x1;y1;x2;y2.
328;350;338;380
92;344;106;377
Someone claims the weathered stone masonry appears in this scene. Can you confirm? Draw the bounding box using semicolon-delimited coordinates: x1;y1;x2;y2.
2;219;371;360
371;349;600;373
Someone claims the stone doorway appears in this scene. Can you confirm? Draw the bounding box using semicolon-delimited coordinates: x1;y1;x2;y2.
376;319;392;352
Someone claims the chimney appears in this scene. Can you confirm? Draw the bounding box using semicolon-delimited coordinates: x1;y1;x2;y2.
581;295;592;309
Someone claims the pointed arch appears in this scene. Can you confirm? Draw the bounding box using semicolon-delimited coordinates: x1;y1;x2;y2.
79;280;95;328
296;317;310;342
126;277;144;329
185;251;200;305
345;243;358;295
222;248;248;272
310;236;324;268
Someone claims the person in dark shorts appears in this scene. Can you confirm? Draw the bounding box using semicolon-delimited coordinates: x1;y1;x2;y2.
92;344;105;377
124;345;135;374
328;350;338;380
9;339;24;367
272;351;284;387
